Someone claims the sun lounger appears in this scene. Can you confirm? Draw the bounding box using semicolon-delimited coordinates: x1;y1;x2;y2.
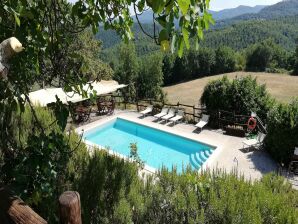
170;110;184;125
140;105;153;117
154;107;169;120
195;114;210;132
161;108;176;123
242;132;266;152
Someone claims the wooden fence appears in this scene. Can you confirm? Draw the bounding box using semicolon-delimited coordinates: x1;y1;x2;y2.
95;94;266;132
110;96;207;123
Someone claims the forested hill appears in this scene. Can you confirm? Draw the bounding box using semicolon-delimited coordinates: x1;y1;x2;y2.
203;15;298;51
96;23;156;50
98;14;298;55
97;0;298;55
215;0;298;28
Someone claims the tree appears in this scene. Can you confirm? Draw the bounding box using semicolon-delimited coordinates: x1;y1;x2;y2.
70;29;114;81
197;47;216;76
293;46;298;75
137;53;164;99
162;53;176;86
245;40;273;71
172;53;192;83
214;46;236;74
114;43;139;101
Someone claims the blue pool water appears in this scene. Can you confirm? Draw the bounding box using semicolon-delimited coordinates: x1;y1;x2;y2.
84;118;215;172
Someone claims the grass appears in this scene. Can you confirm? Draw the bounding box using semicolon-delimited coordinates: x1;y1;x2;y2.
163;72;298;105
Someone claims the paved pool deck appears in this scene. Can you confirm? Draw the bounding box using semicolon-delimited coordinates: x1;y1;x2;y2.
76;110;297;189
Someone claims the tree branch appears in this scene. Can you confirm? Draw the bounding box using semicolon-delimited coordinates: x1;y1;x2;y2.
133;3;155;39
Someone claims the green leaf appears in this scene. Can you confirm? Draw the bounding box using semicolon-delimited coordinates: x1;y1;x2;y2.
137;0;145;12
158;29;169;43
182;27;190;49
160;40;170;52
147;0;165;13
178;0;190;15
178;37;184;58
165;0;174;14
194;36;199;50
14;12;20;26
198;28;203;40
156;15;167;28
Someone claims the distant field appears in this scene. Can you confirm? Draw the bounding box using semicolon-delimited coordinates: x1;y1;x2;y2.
163;72;298;105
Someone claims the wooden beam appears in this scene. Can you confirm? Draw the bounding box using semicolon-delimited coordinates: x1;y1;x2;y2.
59;191;82;224
0;37;23;79
0;187;47;224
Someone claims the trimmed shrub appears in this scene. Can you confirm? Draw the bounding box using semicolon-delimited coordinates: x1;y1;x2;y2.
266;100;298;164
201;76;274;120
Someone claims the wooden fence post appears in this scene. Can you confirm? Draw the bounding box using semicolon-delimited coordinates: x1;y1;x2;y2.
0;187;47;224
193;105;195;121
136;99;139;112
59;191;81;224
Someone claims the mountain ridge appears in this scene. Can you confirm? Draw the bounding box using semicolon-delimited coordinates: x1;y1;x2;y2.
214;0;298;28
209;5;266;20
132;5;267;24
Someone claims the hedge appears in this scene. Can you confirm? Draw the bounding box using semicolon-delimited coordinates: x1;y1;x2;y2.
201;75;274;121
266;100;298;164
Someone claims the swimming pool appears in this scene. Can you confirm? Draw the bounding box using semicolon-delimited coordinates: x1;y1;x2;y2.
84;118;215;172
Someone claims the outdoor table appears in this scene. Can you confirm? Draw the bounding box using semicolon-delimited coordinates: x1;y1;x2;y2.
97;101;114;115
75;106;89;123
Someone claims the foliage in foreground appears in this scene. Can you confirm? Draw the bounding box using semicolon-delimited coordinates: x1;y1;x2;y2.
0;105;79;222
72;148;298;224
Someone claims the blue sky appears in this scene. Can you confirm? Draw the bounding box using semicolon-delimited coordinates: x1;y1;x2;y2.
210;0;282;11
